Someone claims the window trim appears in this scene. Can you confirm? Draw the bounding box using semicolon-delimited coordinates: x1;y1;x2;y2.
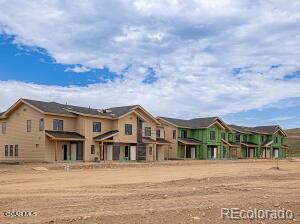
173;130;177;139
53;119;64;131
9;145;13;156
125;124;132;135
209;131;216;141
93;122;101;133
2;122;6;134
39;118;44;131
14;145;18;157
156;129;161;138
27;120;32;132
145;127;151;137
221;132;226;140
4;145;8;157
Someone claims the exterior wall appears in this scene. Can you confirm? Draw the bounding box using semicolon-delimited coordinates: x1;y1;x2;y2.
114;113;138;144
44;115;77;132
75;116;114;162
160;122;178;159
0;103;46;161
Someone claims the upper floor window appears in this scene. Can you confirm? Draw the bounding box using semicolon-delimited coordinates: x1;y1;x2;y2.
209;131;216;140
4;145;8;157
53;119;63;131
39;118;44;131
243;135;247;142
221;132;226;140
125;124;132;135
145;127;151;137
275;136;278;143
181;130;187;138
261;135;264;142
173;130;176;139
93;122;101;132
2;122;6;134
156;129;161;138
235;133;241;142
27;120;32;132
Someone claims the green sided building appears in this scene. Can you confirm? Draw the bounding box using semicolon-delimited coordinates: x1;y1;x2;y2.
157;117;235;160
229;125;287;159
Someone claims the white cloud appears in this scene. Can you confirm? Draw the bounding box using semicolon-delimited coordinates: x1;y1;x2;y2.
0;0;300;119
65;65;91;73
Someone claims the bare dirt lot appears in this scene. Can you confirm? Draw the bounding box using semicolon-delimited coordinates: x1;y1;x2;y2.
0;159;299;224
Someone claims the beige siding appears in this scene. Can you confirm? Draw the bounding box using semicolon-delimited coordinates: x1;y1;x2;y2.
76;116;114;161
0;103;46;161
161;121;178;159
114;113;138;143
44;115;77;132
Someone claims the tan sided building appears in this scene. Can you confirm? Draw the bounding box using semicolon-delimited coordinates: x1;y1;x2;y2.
0;99;171;162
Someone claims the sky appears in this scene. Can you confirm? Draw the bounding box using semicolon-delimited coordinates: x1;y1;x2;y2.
0;0;300;129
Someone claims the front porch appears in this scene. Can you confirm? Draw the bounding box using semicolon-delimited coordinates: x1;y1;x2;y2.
178;137;201;159
46;130;85;162
94;131;171;161
241;142;259;159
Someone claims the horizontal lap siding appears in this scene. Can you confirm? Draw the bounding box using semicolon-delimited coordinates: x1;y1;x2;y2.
0;104;46;161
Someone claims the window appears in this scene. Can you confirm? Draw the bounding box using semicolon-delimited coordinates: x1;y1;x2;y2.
235;133;241;142
91;145;95;154
145;127;151;137
39;118;44;131
53;119;63;131
209;131;216;140
156;129;161;138
27;120;32;132
275;137;278;143
2;122;6;134
173;130;176;139
93;122;101;132
243;135;247;142
181;130;187;138
14;145;18;157
4;145;8;157
125;124;132;135
221;132;226;140
9;145;13;156
261;135;264;142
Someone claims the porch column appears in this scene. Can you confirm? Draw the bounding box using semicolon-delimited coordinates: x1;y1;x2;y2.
55;140;58;161
184;144;186;159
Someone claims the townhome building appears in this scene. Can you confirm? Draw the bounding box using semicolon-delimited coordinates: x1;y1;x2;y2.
0;99;171;162
229;125;287;159
157;117;235;160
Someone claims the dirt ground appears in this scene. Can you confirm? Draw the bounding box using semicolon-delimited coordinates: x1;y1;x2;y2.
0;159;299;224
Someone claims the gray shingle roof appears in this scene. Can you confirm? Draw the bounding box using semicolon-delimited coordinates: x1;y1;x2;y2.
159;116;219;128
228;124;251;133
229;124;285;135
94;130;119;140
22;99;138;118
45;130;85;140
249;126;281;134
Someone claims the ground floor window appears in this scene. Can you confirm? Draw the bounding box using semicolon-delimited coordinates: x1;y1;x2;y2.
4;145;8;157
9;145;13;156
14;145;18;157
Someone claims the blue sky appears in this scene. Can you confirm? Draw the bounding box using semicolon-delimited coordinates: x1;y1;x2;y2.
0;1;300;129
